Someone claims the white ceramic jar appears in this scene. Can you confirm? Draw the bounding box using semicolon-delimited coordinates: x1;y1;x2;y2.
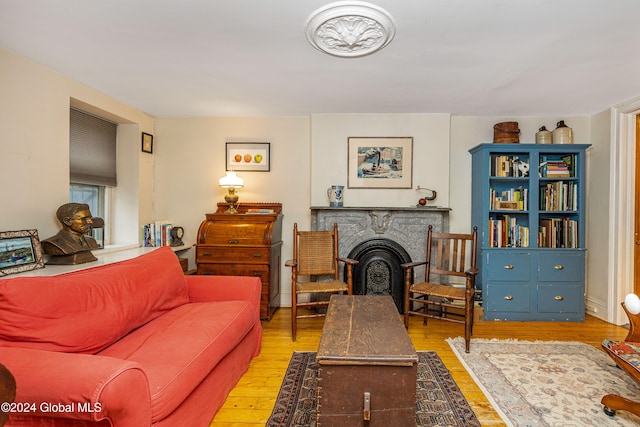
535;126;553;144
553;120;573;144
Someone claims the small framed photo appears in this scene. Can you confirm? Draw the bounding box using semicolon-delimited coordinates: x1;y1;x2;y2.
348;137;413;189
141;132;154;154
226;142;270;172
0;229;45;276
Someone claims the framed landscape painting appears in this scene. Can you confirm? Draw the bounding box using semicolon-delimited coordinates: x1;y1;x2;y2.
0;229;45;276
348;137;413;189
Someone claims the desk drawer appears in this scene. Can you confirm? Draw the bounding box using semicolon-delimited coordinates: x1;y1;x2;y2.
485;283;530;312
538;252;584;282
537;284;582;313
197;247;269;263
486;252;531;281
197;263;269;282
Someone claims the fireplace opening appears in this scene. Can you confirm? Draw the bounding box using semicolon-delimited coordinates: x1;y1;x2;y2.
344;238;412;313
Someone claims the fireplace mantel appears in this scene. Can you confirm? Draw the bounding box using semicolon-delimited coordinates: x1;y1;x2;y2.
310;206;450;264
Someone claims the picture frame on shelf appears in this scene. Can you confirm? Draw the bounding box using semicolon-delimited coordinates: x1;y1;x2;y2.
226;142;270;172
141;132;153;154
0;229;45;276
348;137;413;189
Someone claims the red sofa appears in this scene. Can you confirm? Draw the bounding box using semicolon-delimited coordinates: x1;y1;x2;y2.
0;246;262;426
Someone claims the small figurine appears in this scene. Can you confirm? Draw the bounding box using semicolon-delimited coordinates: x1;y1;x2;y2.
42;203;99;265
513;158;530;177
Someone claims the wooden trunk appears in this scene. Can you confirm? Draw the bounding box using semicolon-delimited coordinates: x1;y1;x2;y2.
317;295;418;426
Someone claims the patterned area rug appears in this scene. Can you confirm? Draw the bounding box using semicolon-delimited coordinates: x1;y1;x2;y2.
266;351;479;427
447;337;640;426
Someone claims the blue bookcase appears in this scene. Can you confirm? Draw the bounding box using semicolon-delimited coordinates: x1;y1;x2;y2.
469;143;591;321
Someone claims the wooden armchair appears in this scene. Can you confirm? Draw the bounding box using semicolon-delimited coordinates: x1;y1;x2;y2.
601;299;640;418
402;225;478;353
285;223;358;341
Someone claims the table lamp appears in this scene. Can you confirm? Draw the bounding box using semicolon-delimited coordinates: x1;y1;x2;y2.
219;171;244;214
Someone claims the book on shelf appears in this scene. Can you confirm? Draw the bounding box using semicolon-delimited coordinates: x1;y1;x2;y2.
540;160;571;178
246;208;275;214
539;181;578;211
142;221;174;247
538;217;578;248
488;215;529;248
490;155;529;177
490;186;528;210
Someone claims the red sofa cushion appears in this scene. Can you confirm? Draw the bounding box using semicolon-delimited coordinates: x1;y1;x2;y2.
97;300;257;421
0;247;189;354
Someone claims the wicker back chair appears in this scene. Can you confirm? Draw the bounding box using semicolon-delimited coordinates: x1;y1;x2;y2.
402;225;478;352
285;223;357;341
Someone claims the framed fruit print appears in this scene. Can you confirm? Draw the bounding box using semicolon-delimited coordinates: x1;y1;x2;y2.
226;142;270;172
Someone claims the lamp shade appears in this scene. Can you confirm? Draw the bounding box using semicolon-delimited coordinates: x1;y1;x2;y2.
219;171;244;188
625;293;640;315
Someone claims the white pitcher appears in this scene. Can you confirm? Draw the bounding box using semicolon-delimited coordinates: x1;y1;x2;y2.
327;185;344;207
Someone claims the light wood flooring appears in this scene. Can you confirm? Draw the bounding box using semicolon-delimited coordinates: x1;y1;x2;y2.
210;307;630;426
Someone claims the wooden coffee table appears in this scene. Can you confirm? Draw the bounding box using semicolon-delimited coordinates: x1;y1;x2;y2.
316;294;418;426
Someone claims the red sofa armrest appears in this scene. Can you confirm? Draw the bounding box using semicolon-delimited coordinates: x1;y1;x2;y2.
0;347;151;427
186;275;261;316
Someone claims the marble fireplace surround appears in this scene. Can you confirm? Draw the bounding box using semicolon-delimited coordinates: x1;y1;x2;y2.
310;206;451;309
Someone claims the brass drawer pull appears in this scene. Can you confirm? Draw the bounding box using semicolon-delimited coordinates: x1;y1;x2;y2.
554;295;565;301
504;295;514;300
504;264;514;269
253;253;262;258
228;239;239;244
554;265;564;270
203;252;212;257
364;392;371;421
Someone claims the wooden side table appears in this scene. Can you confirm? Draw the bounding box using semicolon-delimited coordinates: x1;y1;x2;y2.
195;202;282;320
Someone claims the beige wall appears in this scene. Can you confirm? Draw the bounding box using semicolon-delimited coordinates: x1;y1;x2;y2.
310;113;451;209
153;116;311;304
0;47;621;318
0;48;154;244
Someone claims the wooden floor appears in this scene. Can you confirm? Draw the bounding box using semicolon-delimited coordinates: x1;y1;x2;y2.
210;308;630;426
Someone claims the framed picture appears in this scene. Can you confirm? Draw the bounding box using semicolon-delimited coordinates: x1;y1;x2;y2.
141;132;154;154
0;229;45;276
348;137;413;188
226;142;270;172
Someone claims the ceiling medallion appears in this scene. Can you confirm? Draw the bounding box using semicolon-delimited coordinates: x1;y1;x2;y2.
305;1;396;58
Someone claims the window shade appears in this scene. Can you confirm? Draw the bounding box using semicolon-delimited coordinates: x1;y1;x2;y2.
69;108;117;186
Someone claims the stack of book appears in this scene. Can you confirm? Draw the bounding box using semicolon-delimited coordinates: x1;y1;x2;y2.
541;161;570;178
142;221;174;247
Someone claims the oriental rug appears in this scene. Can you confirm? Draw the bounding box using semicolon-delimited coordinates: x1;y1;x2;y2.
447;337;640;427
265;351;479;427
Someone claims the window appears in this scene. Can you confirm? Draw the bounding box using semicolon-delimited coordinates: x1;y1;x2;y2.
69;108;117;247
69;183;106;247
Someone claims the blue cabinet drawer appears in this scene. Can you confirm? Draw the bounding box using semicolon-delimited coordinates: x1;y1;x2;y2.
485;283;530;312
537;284;583;313
538;252;584;282
486;252;531;281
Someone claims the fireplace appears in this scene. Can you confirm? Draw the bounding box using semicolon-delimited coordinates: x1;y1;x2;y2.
311;206;450;312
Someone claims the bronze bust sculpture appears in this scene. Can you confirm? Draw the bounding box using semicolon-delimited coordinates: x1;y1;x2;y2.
42;203;99;265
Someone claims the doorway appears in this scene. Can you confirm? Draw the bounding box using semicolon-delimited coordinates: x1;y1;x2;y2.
633;114;640;295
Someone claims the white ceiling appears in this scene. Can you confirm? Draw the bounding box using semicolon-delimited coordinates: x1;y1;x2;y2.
1;0;639;117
